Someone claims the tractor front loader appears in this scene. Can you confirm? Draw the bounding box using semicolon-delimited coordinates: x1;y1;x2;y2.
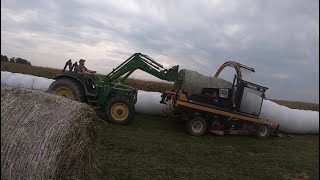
49;53;179;125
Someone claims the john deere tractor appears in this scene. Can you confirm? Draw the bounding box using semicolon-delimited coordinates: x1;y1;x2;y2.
49;53;179;125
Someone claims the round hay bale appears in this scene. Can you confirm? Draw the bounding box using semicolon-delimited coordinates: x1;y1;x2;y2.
174;69;233;94
1;85;100;180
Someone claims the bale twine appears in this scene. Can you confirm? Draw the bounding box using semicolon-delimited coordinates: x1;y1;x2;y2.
1;85;100;180
174;69;233;94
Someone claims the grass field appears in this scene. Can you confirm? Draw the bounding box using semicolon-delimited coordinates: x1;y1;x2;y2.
95;113;319;180
1;61;319;179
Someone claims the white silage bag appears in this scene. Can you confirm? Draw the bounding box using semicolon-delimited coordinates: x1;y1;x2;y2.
5;73;34;89
259;100;319;134
135;90;166;115
1;71;319;134
33;76;55;90
1;71;11;82
1;71;54;90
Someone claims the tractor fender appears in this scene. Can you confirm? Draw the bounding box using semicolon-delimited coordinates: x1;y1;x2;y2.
53;73;89;93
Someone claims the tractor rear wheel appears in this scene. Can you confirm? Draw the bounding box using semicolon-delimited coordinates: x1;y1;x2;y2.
185;117;208;136
48;78;85;102
106;96;135;125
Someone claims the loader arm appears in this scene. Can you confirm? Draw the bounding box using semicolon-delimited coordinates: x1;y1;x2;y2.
104;53;179;84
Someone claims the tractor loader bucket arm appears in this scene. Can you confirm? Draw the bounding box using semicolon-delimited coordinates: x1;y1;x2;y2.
104;53;179;83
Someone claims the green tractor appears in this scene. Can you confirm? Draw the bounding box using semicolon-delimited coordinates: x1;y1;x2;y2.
48;53;179;125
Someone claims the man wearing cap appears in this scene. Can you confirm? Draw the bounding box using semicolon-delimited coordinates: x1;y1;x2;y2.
75;59;96;76
75;59;97;92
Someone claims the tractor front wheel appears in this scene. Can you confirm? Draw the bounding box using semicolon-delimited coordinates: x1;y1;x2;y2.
106;96;135;125
48;78;85;102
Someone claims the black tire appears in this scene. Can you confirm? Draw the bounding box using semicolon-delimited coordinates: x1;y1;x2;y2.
106;96;135;125
255;124;270;139
48;78;85;102
185;117;207;136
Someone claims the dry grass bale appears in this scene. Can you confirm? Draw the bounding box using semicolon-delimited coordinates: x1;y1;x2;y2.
1;85;100;180
175;69;233;94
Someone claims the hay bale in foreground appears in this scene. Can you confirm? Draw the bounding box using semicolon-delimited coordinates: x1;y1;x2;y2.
1;85;100;180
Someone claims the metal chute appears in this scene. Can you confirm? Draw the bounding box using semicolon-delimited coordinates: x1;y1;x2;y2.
214;61;255;79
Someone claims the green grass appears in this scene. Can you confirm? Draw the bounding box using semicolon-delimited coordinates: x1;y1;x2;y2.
95;113;319;180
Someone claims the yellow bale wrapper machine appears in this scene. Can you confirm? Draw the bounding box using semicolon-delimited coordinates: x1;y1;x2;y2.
161;61;279;138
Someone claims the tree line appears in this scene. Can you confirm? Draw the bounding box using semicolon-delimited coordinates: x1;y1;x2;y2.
1;54;32;65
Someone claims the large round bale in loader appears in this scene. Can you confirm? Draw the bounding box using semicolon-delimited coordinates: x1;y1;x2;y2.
1;85;100;180
175;69;233;95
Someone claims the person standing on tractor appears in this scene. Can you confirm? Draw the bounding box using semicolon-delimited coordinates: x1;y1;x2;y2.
75;59;97;92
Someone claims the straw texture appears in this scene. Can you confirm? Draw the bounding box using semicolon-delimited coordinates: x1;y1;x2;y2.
1;85;99;180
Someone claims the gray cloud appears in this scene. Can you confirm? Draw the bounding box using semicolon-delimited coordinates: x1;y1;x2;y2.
1;0;319;103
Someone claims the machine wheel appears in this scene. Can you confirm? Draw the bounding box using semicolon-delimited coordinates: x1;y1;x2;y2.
185;117;207;136
106;96;135;125
48;78;85;102
255;124;270;138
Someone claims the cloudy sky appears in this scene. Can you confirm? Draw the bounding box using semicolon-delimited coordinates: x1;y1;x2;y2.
1;0;319;103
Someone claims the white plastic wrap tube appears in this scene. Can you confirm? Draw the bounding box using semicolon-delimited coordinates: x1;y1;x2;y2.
135;90;166;115
0;71;165;115
1;71;318;134
1;71;55;90
259;100;319;134
240;91;319;134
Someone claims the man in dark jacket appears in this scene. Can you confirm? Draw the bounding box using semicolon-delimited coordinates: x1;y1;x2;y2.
75;59;97;92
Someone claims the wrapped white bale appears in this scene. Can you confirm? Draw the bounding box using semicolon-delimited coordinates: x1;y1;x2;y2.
1;85;99;180
175;69;232;94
